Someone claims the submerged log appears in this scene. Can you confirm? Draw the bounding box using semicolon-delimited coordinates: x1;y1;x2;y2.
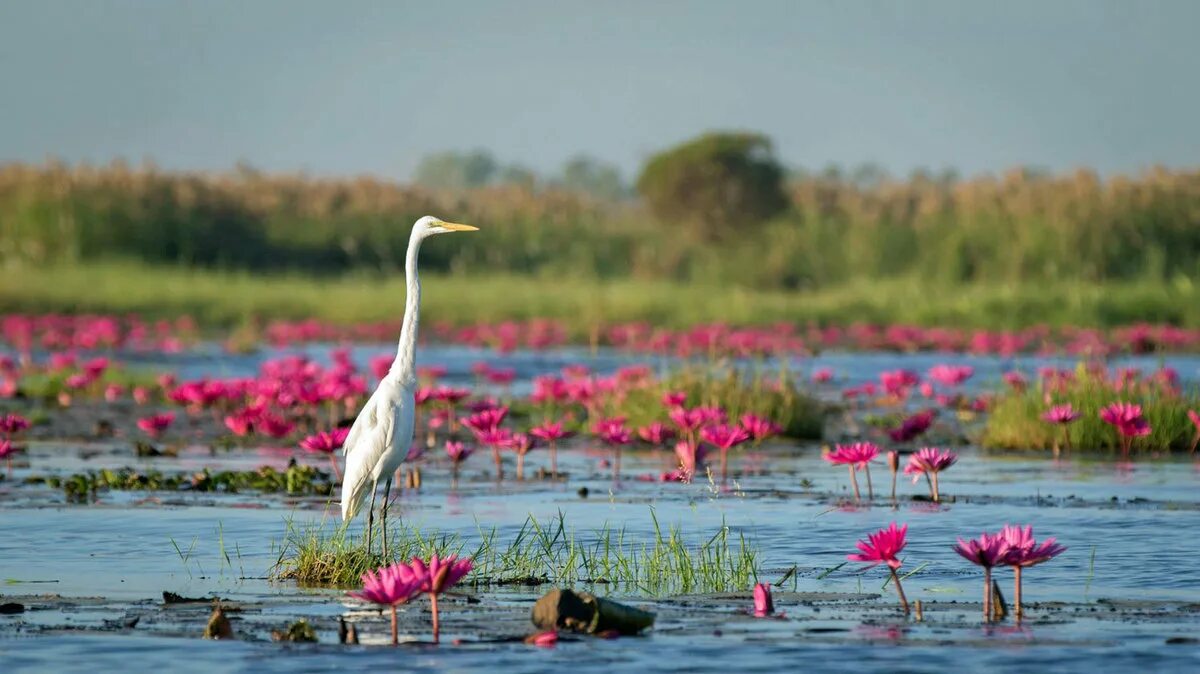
531;589;655;636
990;579;1009;622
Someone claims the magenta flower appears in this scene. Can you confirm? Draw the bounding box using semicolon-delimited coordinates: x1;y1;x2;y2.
463;407;508;436
752;582;774;617
637;421;676;446
888;410;935;443
445;440;472;464
300;427;349;480
661;390;688;408
1042;404;1080;425
825;442;879;500
739;413;781;444
402;554;474;644
953;532;1011;622
1099;401;1151;455
348;563;424;646
927;364;974;387
848;522;910;613
476;426;513;479
673;440;707;482
594;417;630;480
668;407;706;439
136;412;175;439
530;420;572;477
903;447;956;502
525;630;559;648
0;413;30;435
999;524;1066;618
0;438;16;477
700;423;751;482
508;431;537;479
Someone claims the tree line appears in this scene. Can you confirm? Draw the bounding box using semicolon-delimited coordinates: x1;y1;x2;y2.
1;132;1197;290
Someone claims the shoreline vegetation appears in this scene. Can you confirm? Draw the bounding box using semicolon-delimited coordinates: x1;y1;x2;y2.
3;261;1198;331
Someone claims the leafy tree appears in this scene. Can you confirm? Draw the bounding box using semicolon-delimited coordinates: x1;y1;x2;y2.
636;132;788;239
559;155;627;201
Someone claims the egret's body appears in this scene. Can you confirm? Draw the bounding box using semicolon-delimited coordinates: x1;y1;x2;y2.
340;216;477;553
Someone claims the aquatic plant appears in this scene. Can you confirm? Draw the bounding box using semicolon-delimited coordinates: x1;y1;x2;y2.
1099;401;1151;457
983;364;1198;452
700;423;750;483
38;462;334;501
903;447;956;502
998;524;1066;619
1189;410;1200;454
824;443;878;501
348;563;424;645
444;440;473;480
136;412;175;440
886;450;899;502
299;428;350;480
952;532;1009;622
594;417;632;480
1042;403;1081;454
752;581;774;617
529;420;571;477
508;432;536;480
401;554;473;643
274;511;759;596
847;522;910;614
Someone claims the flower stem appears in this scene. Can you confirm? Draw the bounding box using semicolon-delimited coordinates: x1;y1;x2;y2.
516;452;525;480
931;471;940;503
890;567;910;614
864;464;874;500
983;567;992;622
720;448;729;483
550;439;558;477
390;604;398;646
430;592;440;644
848;465;861;501
1014;566;1023;620
329;454;342;481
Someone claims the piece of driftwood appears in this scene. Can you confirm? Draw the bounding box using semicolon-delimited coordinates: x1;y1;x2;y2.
531;589;655;636
990;579;1009;622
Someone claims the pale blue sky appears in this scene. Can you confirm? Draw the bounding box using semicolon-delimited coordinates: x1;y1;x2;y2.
1;0;1197;180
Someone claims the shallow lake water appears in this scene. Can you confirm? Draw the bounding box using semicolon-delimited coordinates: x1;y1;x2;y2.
3;345;1200;672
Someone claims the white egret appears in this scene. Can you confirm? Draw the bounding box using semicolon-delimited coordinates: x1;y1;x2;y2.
340;215;478;556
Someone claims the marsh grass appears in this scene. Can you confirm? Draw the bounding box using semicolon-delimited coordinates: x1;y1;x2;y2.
580;360;823;439
274;510;760;595
982;365;1199;451
3;261;1198;331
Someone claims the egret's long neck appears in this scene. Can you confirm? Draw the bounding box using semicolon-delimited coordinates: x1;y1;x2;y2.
390;231;423;387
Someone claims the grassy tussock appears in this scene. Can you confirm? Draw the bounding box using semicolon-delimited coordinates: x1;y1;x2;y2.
982;365;1199;451
273;510;760;595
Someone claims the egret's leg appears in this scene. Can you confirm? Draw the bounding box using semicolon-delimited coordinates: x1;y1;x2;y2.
366;479;378;554
381;477;393;560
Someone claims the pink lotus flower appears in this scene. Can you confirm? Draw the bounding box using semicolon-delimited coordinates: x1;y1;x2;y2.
0;413;30;435
508;432;537;479
700;423;751;482
223;411;255;437
0;438;16;477
739;413;781;444
1099;401;1151;455
348;563;424;645
1043;403;1080;424
954;531;1011;622
594;417;630;479
673;440;707;482
825;442;880;500
999;524;1066;618
136;412;175;439
753;582;774;617
299;428;350;454
637;421;676;445
903;447;956;502
530;420;572;477
888;410;935;443
258;414;295;439
445;440;472;464
848;522;910;613
661;391;687;408
927;364;974;387
1002;371;1028;391
401;554;474;644
811;367;833;384
668;407;707;437
132;386;151;405
463;407;508;436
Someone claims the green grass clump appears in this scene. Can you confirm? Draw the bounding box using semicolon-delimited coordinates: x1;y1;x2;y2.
274;510;760;596
981;365;1199;451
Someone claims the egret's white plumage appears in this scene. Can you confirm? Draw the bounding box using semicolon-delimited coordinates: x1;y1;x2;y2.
340;216;477;524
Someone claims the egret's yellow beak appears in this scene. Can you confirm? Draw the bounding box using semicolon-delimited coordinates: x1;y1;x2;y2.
439;221;478;232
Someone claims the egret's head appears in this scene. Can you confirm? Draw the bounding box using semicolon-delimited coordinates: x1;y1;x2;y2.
414;215;478;238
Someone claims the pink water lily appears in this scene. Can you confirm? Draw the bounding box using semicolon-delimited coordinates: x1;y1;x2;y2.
848;522;910;613
752;582;774;617
348;563;424;645
299;427;350;480
136;412;175;439
530;420;572;477
1099;401;1151;456
903;447;956;502
999;524;1066;619
700;423;751;482
825;442;880;500
400;554;474;644
953;532;1010;621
